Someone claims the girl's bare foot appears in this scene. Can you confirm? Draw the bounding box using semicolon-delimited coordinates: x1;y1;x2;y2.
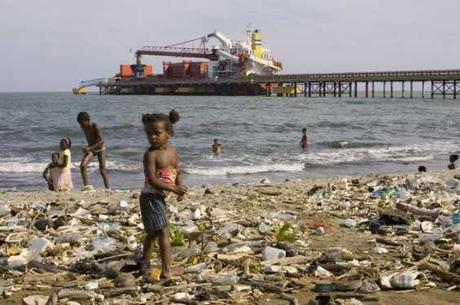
161;266;183;279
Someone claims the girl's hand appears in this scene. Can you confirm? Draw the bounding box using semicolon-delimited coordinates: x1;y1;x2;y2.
174;185;187;196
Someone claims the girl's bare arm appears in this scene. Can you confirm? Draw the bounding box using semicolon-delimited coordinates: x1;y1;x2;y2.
57;155;68;168
145;151;183;194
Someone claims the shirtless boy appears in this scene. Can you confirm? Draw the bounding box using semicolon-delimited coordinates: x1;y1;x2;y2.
77;112;110;189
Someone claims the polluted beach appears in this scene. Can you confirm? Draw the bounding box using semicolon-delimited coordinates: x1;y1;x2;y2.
2;171;460;304
1;1;460;305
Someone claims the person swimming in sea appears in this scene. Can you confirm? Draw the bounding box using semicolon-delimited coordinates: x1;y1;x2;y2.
77;112;110;190
212;139;222;156
139;109;187;280
300;128;308;149
448;154;459;170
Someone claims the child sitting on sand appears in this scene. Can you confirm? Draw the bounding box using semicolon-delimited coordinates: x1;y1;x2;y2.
42;152;60;190
55;137;74;191
448;154;459;170
140;109;187;280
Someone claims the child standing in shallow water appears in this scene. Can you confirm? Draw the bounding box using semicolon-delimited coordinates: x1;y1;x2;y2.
300;128;308;149
140;110;187;280
56;137;74;191
42;152;60;191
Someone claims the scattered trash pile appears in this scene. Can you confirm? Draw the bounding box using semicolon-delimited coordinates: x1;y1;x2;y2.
0;172;459;304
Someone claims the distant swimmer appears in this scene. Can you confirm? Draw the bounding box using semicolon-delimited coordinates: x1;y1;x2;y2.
77;112;110;190
448;154;458;170
212;139;222;156
300;128;308;149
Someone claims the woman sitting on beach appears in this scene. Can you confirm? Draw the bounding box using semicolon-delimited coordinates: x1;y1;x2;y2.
55;137;74;191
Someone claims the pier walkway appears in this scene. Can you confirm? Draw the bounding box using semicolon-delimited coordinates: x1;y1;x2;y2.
99;69;460;98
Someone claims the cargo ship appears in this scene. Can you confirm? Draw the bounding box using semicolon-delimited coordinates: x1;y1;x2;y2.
77;29;283;95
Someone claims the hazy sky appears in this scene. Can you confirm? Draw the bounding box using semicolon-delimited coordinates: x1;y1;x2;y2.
1;0;459;92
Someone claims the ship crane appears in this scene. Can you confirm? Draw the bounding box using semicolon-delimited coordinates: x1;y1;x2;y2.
136;35;218;62
135;29;283;77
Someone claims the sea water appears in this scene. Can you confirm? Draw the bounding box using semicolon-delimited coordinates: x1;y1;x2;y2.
0;92;459;190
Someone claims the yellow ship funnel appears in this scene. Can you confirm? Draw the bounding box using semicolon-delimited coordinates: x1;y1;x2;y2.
251;30;263;59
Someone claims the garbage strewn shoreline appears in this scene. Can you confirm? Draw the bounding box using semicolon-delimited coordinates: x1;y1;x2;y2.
1;169;460;305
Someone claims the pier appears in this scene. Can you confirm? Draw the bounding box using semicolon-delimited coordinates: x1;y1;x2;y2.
98;69;460;99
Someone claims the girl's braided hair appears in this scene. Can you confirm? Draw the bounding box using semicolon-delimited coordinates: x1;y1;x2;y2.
142;109;180;136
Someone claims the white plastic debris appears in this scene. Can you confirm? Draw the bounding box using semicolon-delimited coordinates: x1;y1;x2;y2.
84;281;99;290
261;246;286;261
372;245;388;254
343;219;357;228
390;270;425;289
315;266;334;277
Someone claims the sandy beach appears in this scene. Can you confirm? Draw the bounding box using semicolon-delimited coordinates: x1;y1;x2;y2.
1;169;460;304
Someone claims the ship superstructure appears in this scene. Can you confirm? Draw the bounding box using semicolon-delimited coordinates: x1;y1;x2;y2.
75;29;283;95
134;29;283;78
206;29;283;77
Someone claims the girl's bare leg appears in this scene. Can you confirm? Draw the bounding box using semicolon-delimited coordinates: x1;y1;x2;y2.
158;226;173;277
142;232;157;266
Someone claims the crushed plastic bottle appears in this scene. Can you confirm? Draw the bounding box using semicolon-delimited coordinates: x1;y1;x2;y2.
92;236;117;254
98;222;121;233
29;238;52;256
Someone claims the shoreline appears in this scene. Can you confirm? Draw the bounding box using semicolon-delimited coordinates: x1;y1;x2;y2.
1;165;454;194
1;169;459;304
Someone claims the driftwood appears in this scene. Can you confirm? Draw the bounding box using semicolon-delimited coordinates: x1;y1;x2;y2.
241;279;284;293
420;262;460;284
102;287;138;297
261;255;316;266
396;203;441;219
258;189;283;196
57;289;103;301
376;237;404;247
280;293;299;305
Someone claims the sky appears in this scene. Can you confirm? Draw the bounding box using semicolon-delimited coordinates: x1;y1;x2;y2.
0;0;459;92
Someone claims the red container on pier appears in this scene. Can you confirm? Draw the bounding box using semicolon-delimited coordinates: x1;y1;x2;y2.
120;64;133;77
145;65;153;76
189;61;208;78
163;61;208;79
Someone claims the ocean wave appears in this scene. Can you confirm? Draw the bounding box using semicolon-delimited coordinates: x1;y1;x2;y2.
316;121;350;128
185;163;304;176
302;142;451;166
318;141;389;149
0;158;141;174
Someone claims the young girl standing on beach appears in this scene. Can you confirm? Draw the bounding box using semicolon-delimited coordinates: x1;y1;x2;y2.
42;152;60;191
56;137;74;191
140;110;187;280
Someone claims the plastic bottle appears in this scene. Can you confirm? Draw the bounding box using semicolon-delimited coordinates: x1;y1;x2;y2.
452;212;460;225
